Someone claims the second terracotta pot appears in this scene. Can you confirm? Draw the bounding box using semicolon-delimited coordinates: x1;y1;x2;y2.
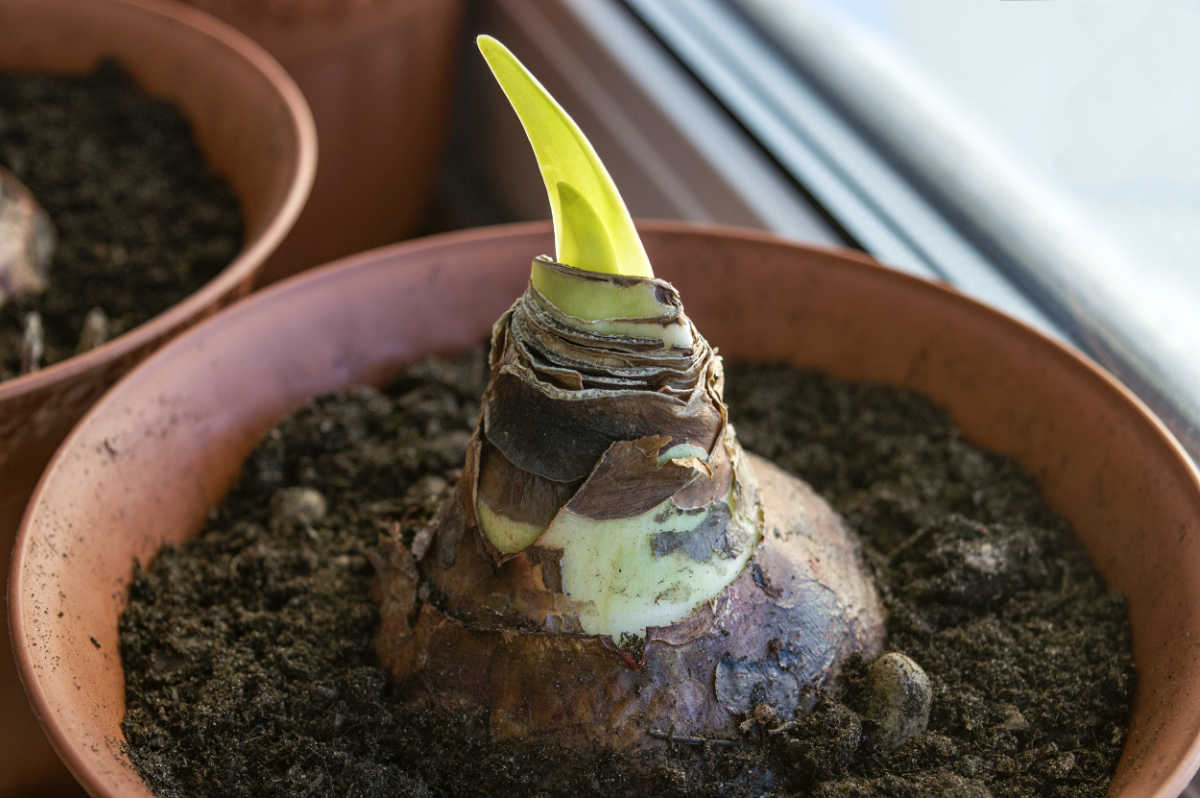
0;0;315;793
180;0;466;283
11;223;1200;796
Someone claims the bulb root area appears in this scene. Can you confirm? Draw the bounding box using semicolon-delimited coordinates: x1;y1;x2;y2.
372;452;884;751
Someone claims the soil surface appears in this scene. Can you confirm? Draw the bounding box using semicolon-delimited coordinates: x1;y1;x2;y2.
0;60;242;380
120;352;1134;798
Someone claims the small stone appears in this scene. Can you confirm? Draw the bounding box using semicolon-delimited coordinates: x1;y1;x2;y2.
270;487;328;534
865;651;932;751
999;703;1029;731
76;307;110;353
20;311;44;374
407;475;448;502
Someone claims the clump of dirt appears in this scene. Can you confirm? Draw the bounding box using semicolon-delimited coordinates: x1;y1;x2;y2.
0;59;243;379
120;351;1134;798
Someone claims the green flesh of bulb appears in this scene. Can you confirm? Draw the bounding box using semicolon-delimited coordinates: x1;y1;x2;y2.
538;487;756;641
528;259;693;347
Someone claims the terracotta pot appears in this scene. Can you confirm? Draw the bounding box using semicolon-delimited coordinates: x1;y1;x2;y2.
11;222;1200;797
178;0;465;283
0;0;315;792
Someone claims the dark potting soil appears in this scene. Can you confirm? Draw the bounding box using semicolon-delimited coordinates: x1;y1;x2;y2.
119;351;1135;798
0;59;243;380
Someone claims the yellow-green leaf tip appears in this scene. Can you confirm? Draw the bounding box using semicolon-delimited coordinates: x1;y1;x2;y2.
476;35;653;279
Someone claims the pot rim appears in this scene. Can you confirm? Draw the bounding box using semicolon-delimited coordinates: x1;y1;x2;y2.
0;0;317;402
11;220;1200;796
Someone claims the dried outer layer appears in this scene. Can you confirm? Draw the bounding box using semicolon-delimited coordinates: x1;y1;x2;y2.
0;165;54;307
481;258;721;487
468;260;762;641
373;452;885;751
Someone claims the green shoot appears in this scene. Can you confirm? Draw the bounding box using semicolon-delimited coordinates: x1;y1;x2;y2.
476;35;653;282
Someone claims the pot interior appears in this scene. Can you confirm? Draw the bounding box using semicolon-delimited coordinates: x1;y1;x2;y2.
11;223;1200;797
0;0;311;250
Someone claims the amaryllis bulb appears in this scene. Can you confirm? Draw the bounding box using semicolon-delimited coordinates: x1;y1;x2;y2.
372;36;884;757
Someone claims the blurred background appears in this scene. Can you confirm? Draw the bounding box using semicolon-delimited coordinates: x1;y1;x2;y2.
214;0;1197;468
442;0;1200;470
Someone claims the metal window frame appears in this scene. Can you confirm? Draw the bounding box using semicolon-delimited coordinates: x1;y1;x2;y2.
453;0;839;246
622;0;1199;460
453;0;1197;463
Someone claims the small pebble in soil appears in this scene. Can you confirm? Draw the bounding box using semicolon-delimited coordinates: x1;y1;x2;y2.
0;59;243;379
19;310;42;373
269;486;328;535
864;651;932;751
120;353;1135;798
75;306;109;353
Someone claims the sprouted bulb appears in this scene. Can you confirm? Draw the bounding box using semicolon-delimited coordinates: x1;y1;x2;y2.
370;36;889;758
